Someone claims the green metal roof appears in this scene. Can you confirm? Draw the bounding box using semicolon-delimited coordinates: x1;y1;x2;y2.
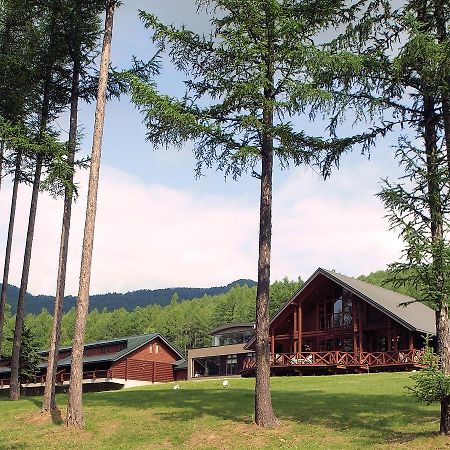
39;333;158;355
0;333;184;375
174;359;187;370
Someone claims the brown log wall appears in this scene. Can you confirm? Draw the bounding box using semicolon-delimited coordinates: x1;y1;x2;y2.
110;358;175;382
110;359;126;379
154;362;174;382
174;369;187;381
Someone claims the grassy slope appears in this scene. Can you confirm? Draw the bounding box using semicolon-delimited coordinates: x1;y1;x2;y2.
0;372;446;450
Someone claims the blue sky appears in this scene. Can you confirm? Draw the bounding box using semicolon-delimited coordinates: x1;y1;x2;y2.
0;1;405;295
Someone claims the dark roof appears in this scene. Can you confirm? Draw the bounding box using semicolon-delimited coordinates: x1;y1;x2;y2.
320;269;435;334
39;334;154;355
0;333;184;376
209;322;255;336
245;268;436;349
173;359;187;370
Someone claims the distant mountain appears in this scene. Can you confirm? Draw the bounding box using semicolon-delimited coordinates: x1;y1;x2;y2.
1;279;257;315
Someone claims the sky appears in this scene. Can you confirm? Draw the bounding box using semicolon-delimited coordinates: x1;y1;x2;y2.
0;1;405;296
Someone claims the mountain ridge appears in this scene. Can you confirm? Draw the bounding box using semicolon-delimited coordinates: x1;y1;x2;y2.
1;279;257;315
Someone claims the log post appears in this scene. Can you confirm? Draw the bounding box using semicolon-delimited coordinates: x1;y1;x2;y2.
298;304;302;353
270;330;275;358
358;300;363;354
409;331;414;351
387;318;392;351
293;307;298;354
393;329;398;352
352;296;357;355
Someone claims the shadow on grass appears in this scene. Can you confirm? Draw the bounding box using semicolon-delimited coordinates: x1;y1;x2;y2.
83;385;438;446
24;397;63;425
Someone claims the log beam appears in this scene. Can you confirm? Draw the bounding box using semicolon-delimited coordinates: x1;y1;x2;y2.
358;300;363;353
271;330;275;356
293;307;298;353
298;304;302;352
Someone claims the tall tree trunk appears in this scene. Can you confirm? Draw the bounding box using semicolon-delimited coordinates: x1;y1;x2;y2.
42;65;79;414
423;95;450;434
434;0;450;176
0;140;4;192
8;37;54;399
0;151;21;357
254;2;278;427
8;3;60;399
9;152;44;400
66;0;115;428
441;97;450;175
255;142;278;427
437;306;450;433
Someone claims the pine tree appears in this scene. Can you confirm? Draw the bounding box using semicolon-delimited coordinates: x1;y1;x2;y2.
9;0;72;401
42;0;105;416
127;0;372;426
315;0;450;434
0;0;41;356
66;0;117;429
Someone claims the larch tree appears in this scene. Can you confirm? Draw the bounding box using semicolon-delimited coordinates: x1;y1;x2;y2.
0;0;43;358
9;0;72;400
42;0;105;416
312;0;450;433
378;1;450;433
127;0;373;426
66;0;117;429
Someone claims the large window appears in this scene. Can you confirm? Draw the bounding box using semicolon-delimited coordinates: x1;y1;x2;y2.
212;330;255;347
319;288;353;330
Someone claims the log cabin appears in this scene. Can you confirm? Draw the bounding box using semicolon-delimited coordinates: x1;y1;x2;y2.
242;268;436;375
0;333;187;392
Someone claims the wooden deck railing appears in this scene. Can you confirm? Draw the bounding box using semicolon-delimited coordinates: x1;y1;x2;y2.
242;349;424;370
0;369;111;387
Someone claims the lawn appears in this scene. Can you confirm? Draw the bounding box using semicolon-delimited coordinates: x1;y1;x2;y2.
0;372;447;449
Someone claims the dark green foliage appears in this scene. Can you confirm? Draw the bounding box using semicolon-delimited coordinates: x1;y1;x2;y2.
409;344;450;405
6;324;42;383
1;279;257;315
126;1;378;180
1;277;302;357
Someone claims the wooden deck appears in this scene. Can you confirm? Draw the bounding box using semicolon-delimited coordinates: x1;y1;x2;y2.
0;369;111;389
242;349;425;373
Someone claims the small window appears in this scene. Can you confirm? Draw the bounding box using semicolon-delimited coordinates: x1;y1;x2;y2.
149;343;153;353
155;343;159;354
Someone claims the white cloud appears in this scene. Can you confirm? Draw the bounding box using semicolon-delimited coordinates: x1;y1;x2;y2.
0;166;259;295
0;159;402;297
271;160;402;281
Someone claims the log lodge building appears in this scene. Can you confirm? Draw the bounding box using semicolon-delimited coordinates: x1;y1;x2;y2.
188;268;436;377
0;268;437;393
0;333;187;393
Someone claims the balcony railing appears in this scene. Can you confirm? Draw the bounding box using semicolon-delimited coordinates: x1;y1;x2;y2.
242;349;424;370
0;369;111;387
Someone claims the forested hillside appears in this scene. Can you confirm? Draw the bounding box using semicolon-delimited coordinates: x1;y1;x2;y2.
358;269;424;301
0;279;257;314
1;277;302;357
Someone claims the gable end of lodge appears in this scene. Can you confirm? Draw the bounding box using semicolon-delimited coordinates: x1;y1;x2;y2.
188;268;436;378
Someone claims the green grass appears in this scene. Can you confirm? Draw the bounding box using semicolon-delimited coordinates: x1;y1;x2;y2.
0;372;447;449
